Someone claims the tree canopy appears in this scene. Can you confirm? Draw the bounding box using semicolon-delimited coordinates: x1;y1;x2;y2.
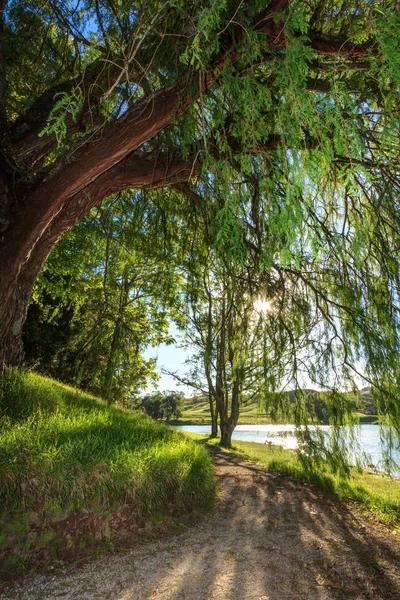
24;190;184;401
0;0;400;463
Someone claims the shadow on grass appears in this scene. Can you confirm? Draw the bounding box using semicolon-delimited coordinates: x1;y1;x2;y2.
192;435;400;528
5;443;400;600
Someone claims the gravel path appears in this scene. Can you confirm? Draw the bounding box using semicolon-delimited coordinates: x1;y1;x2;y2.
1;448;400;600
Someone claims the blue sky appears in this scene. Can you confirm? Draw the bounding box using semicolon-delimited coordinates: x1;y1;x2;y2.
144;324;194;394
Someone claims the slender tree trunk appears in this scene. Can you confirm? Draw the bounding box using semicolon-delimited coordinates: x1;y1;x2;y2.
216;380;235;446
216;387;229;445
103;318;122;403
215;343;227;439
208;390;218;437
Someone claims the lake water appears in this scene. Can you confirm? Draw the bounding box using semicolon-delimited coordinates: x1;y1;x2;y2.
172;423;400;474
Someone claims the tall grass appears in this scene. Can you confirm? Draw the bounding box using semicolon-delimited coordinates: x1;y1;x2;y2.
0;370;215;517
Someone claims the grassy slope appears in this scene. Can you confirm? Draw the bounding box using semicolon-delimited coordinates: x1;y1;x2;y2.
184;432;400;527
179;399;273;424
0;370;215;518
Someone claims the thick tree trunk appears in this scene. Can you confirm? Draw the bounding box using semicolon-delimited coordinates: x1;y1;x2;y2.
0;153;197;372
0;252;48;371
0;292;26;368
219;418;235;448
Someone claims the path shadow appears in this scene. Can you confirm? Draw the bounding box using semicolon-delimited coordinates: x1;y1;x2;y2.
2;448;400;600
114;448;400;599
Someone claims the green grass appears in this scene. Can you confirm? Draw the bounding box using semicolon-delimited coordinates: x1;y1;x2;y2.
357;413;379;424
179;401;378;426
184;432;400;527
0;370;216;518
178;399;276;425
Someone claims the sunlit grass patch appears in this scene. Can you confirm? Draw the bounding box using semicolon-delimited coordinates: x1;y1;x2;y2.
0;370;216;517
185;432;400;527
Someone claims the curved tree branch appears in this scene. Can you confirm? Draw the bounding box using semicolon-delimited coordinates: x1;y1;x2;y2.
0;0;380;300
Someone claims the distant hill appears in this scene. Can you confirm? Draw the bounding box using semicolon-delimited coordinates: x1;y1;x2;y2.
181;387;377;424
272;387;377;420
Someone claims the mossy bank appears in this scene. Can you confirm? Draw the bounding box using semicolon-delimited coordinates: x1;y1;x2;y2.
0;370;216;574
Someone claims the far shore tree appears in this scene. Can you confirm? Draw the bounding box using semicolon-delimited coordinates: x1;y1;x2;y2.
136;390;184;422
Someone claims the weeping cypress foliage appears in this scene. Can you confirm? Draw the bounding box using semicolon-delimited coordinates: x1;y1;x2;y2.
164;3;400;468
3;1;400;469
24;190;189;402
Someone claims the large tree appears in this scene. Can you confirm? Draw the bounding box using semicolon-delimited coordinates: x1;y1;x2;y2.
0;0;398;367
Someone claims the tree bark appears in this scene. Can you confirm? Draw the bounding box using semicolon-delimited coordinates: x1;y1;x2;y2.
0;151;197;371
215;297;232;446
208;390;218;437
219;375;241;448
0;244;50;369
219;419;235;448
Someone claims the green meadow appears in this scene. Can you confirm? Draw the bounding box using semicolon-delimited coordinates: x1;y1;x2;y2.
178;398;378;425
0;370;215;520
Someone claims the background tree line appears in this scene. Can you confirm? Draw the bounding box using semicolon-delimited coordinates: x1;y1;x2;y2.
133;391;185;422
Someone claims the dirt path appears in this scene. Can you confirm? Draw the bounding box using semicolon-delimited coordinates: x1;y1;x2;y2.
1;448;400;600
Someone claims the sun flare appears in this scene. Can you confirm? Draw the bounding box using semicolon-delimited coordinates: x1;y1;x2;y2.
253;298;273;314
